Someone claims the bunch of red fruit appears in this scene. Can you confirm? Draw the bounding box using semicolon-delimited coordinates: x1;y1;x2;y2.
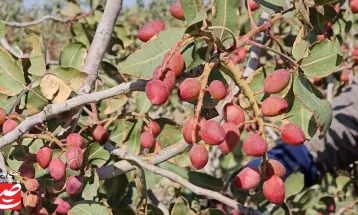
14;122;109;213
136;0;306;205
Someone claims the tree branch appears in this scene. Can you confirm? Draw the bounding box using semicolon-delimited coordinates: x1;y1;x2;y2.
106;144;264;215
0;81;146;148
0;38;22;58
2;11;94;27
98;140;189;180
79;0;123;94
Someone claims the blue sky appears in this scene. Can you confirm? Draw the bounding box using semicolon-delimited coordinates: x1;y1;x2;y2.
24;0;145;8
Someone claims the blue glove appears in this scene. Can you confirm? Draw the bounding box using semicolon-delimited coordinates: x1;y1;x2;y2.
244;143;319;187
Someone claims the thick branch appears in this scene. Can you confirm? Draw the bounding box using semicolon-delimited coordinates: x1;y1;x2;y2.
0;81;146;148
79;0;123;94
107;145;263;215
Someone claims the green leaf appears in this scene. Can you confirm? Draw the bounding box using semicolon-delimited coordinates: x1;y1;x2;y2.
187;10;208;27
295;0;312;29
332;10;352;37
0;47;26;96
71;23;91;48
24;85;48;115
138;204;163;215
156;118;182;148
271;204;289;215
219;146;244;177
48;67;88;91
256;0;287;14
114;25;131;47
100;61;124;87
182;0;204;24
81;170;100;200
200;208;226;215
87;142;111;167
110;119;133;147
188;172;223;192
300;38;342;78
171;196;191;215
293;74;332;137
285;93;318;140
120;28;185;78
0;96;17;113
292;28;309;61
135;92;151;114
0;21;6;38
101;174;128;209
174;151;191;167
181;42;196;68
60;42;87;71
246;65;291;101
309;5;337;35
68;201;112;215
99;97;128;115
125;120;143;155
212;0;239;46
145;169;163;189
40;67;87;103
61;1;82;17
335;174;351;191
26;29;46;76
285;169;304;198
159;162;189;180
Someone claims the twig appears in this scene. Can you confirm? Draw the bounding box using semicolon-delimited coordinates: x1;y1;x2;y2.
2;11;94;27
192;60;218;143
264;123;282;131
247;40;299;68
236;7;295;48
0;80;147;148
246;0;257;29
21;134;65;149
97;140;189;180
107;145;264;215
267;30;287;55
238;119;258;129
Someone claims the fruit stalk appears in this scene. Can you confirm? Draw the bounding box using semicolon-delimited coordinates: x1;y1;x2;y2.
21;134;64;149
247;40;298;68
235;6;295;48
158;34;194;78
224;59;268;176
192;60;218;143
